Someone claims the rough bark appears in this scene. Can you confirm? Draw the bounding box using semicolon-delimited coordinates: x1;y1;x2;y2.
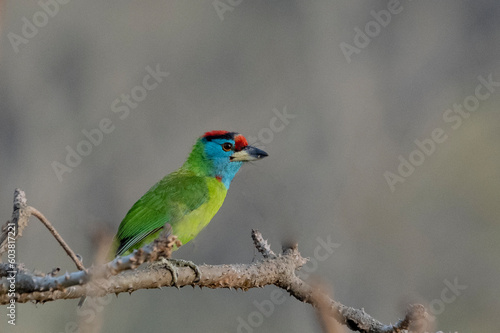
0;189;429;333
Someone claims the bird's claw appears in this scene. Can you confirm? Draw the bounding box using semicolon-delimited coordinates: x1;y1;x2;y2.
169;258;202;283
159;258;180;288
157;258;201;287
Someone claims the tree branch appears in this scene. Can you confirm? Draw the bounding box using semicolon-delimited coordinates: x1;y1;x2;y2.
252;228;276;259
0;189;84;271
0;189;429;332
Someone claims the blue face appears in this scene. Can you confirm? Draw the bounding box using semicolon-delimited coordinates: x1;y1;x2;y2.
202;138;243;189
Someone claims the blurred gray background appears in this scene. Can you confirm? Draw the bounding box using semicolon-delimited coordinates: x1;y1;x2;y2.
1;1;499;332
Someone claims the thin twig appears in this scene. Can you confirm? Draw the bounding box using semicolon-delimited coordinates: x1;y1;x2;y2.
0;225;179;295
0;189;30;254
78;229;115;333
0;190;430;332
311;279;342;333
0;189;84;271
251;228;276;258
29;208;85;271
0;229;429;333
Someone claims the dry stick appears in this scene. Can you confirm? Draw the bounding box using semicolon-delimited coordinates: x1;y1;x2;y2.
0;225;179;295
78;231;116;333
251;228;276;259
0;190;429;333
0;188;30;254
0;189;84;271
29;208;85;271
0;236;428;333
311;279;343;333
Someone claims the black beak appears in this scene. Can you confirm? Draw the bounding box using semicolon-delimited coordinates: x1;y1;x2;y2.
230;145;268;161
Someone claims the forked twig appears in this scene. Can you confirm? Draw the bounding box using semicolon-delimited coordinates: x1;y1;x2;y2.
0;189;84;271
0;189;430;333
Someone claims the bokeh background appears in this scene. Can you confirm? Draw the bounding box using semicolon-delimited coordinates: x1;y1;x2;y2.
1;1;499;332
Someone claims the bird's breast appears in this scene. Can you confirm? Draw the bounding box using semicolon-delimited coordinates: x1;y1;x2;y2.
172;177;227;245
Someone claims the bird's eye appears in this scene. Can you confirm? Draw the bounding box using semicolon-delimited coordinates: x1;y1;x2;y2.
222;142;233;151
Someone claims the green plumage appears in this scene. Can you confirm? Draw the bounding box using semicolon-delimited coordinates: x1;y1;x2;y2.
110;131;267;258
112;140;227;256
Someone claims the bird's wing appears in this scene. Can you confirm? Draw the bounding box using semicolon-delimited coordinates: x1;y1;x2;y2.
114;170;209;256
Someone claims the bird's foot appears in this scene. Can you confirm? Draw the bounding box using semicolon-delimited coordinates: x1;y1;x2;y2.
157;258;201;287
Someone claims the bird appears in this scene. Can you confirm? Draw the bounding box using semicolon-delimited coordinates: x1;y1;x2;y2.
111;130;268;281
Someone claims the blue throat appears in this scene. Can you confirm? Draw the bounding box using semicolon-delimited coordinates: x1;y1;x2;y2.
184;137;244;189
212;159;243;189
